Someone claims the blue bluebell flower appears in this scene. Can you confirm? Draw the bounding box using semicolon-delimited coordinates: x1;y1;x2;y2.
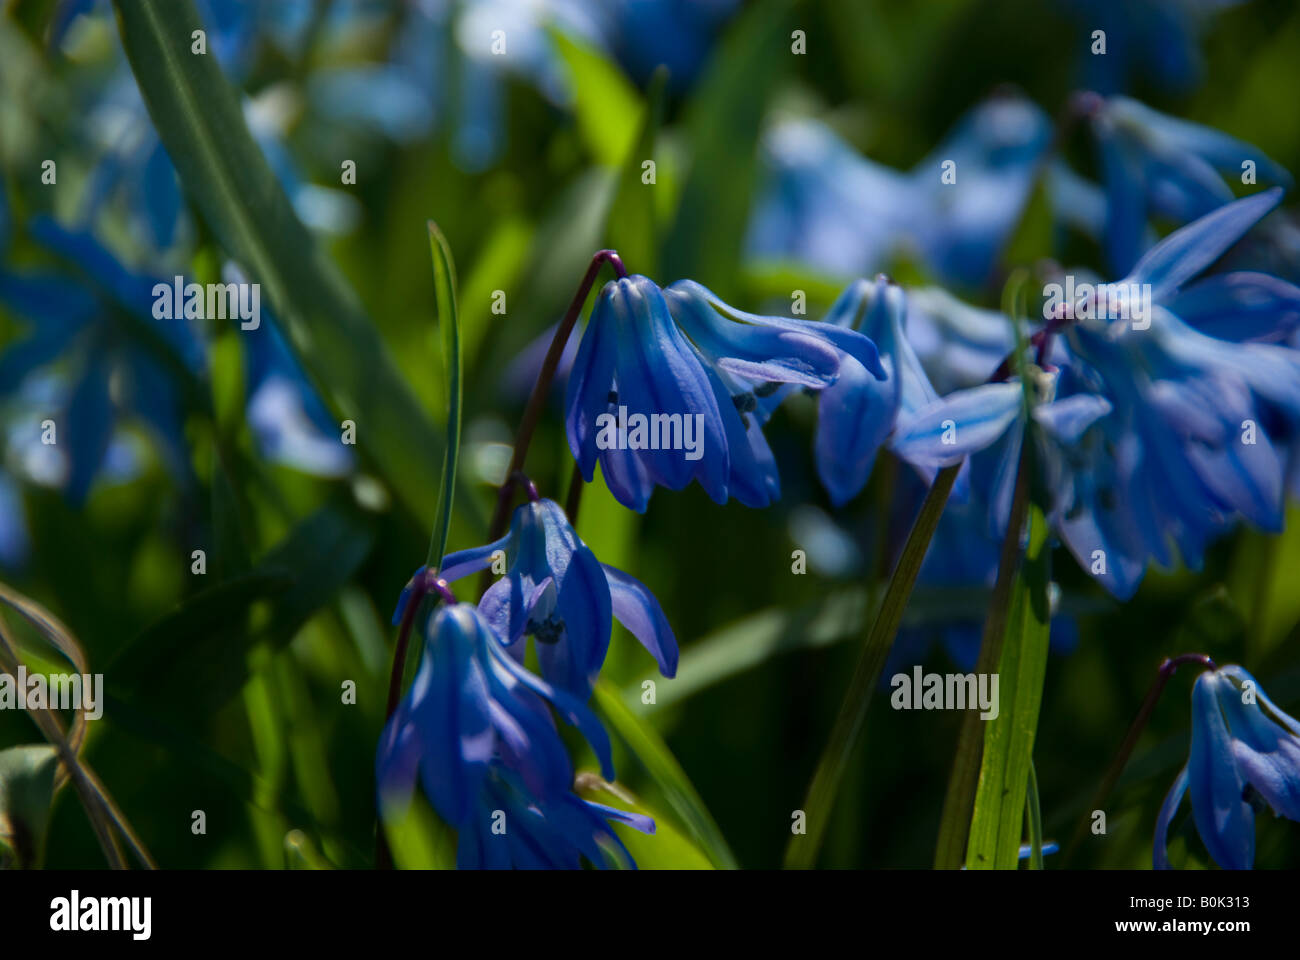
222;263;354;478
1155;665;1300;870
811;275;941;505
1088;95;1292;275
376;601;650;869
565;274;883;512
0;216;202;499
747;96;1051;290
891;189;1300;599
395;498;677;699
1059;187;1300;594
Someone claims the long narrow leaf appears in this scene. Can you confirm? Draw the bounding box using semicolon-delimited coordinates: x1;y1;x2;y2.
111;0;477;534
426;223;461;569
965;505;1052;869
784;463;961;869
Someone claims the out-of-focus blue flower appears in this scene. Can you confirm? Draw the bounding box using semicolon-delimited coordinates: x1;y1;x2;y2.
811;275;940;505
0;216;202;500
1155;664;1300;870
904;286;1016;393
221;263;353;478
376;601;650;869
1061;0;1248;95
747;96;1051;290
1088;95;1292;275
396;498;677;699
565;274;883;512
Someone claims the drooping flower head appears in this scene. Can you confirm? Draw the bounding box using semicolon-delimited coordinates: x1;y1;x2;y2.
810;275;940;505
1155;665;1300;870
395;497;677;699
376;601;654;869
565;273;883;511
888;189;1300;600
376;601;615;826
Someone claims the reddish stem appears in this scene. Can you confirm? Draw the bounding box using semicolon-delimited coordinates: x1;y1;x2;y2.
479;249;625;591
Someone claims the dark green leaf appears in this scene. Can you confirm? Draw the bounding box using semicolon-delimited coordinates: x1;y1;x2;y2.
966;506;1052;869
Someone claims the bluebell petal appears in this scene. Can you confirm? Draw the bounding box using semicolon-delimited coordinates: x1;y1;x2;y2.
1217;666;1300;822
485;638;615;782
665;281;845;387
436;535;511;584
409;608;495;826
375;713;422;809
585;800;656;835
602;563;678;678
1032;394;1112;445
1125;188;1283;298
891;382;1022;469
606;276;728;498
565;297;619;481
666;279;885;379
1168;272;1300;343
1187;670;1255;870
700;365;779;508
816;354;895;507
1154;765;1190;870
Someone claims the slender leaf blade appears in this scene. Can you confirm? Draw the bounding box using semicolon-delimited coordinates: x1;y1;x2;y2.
426;222;461;569
111;0;474;534
965;505;1052;869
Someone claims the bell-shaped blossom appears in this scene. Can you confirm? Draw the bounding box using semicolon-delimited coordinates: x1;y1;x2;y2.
810;275;940;505
376;602;615;828
565;274;882;511
397;498;677;699
1155;665;1300;870
892;189;1300;600
746;96;1051;290
1060;188;1300;594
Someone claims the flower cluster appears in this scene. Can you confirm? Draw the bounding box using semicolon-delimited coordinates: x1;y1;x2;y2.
378;498;676;868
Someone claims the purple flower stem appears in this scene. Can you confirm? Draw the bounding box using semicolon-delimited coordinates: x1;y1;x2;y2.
1064;652;1216;863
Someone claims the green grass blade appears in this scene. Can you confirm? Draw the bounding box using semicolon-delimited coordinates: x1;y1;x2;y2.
785;463;961;869
964;504;1051;869
593;681;738;869
425;222;461;569
1026;759;1044;870
111;0;473;534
